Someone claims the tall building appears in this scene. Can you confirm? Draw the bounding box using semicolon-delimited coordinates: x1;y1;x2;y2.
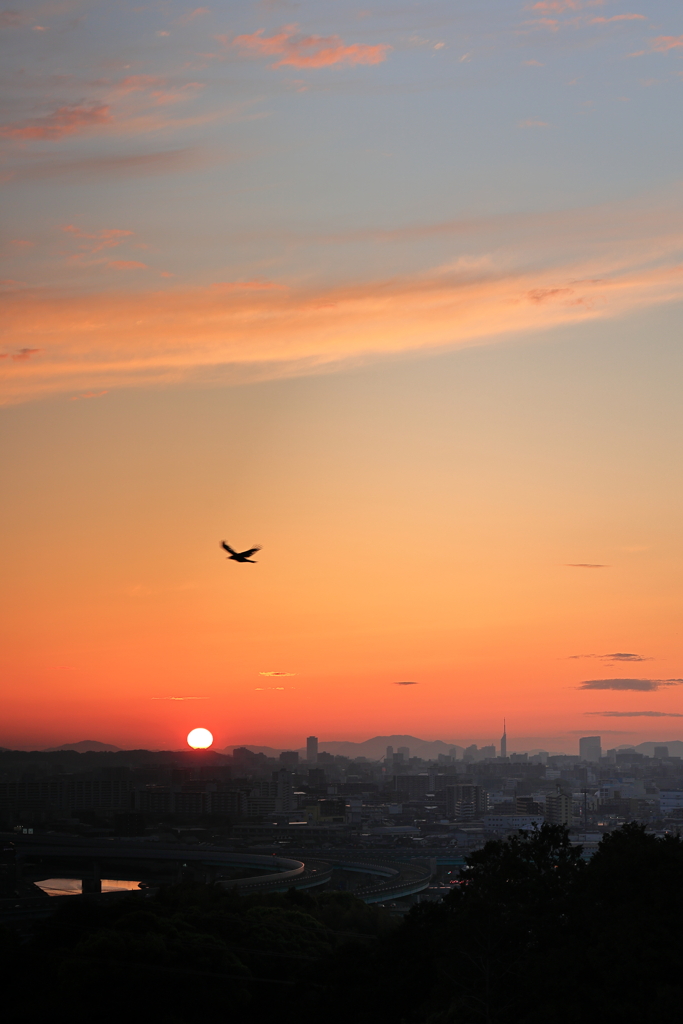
306;736;318;763
308;767;326;787
500;720;507;759
386;745;394;762
273;769;294;813
279;750;299;768
397;746;410;758
654;746;669;760
393;774;431;800
579;736;602;762
545;789;572;826
446;784;488;819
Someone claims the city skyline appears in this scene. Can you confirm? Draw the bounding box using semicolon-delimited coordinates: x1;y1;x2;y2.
5;728;683;759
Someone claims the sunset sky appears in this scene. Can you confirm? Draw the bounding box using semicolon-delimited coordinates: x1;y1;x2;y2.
2;0;683;753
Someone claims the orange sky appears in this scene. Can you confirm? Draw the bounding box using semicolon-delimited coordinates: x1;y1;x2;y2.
2;0;683;752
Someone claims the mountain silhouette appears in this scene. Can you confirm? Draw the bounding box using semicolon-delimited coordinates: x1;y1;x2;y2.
43;740;121;752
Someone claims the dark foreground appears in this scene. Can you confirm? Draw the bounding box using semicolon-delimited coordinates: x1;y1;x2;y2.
1;823;681;1023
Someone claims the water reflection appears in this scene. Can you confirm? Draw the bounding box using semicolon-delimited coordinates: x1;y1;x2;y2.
35;878;141;896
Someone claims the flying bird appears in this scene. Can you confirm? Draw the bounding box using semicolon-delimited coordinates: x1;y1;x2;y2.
221;541;261;563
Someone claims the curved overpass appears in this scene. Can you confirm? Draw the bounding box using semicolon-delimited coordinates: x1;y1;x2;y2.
2;833;431;906
3;832;326;891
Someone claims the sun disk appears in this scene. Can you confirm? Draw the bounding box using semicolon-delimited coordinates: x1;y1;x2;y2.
187;727;213;749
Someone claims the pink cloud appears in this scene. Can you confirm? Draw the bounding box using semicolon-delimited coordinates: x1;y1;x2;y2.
63;223;133;246
227;24;391;68
5;147;224;183
589;14;647;23
0;103;111;141
113;75;204;106
0;10;29;28
108;260;148;269
11;348;39;361
212;279;288;292
526;0;606;9
114;75;169;95
650;35;683;52
527;1;581;11
3;228;683;404
68;390;108;400
177;7;210;25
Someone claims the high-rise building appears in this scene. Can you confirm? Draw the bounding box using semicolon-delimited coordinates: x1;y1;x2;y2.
397;746;410;758
273;769;294;813
308;767;326;787
386;746;394;762
500;720;507;759
545;789;572;826
446;784;488;819
393;774;431;800
306;736;318;763
654;746;669;760
279;750;299;768
579;736;602;762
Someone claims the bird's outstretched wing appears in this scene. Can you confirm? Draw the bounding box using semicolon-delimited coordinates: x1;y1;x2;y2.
221;541;236;555
241;547;261;558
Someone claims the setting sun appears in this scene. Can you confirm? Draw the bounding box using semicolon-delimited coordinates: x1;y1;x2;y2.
187;728;213;750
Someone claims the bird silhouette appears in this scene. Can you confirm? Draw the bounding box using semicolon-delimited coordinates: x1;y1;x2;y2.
221;541;261;563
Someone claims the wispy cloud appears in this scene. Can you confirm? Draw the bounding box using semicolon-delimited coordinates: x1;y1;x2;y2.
62;224;133;256
578;678;683;691
585;710;683;717
3;208;683;403
0;103;111;141
225;24;391;68
260;671;296;677
212;279;288;292
649;35;683;52
0;75;237;150
151;695;208;700
8;348;40;361
569;653;652;662
525;1;602;11
394;680;418;685
68;390;108;401
588;15;647;24
176;7;210;26
0;10;31;28
2;147;226;184
566;563;608;568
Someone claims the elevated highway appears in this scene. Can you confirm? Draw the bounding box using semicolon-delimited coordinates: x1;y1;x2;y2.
0;833;432;920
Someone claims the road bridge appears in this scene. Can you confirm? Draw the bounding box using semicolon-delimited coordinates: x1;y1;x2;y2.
0;833;432;919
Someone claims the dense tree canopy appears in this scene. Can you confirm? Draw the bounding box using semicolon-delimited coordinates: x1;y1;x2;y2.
2;824;683;1023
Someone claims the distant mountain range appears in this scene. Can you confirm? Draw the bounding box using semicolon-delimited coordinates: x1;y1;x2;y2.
223;735;465;760
43;740;121;753
29;736;683;759
634;740;683;757
225;736;683;760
